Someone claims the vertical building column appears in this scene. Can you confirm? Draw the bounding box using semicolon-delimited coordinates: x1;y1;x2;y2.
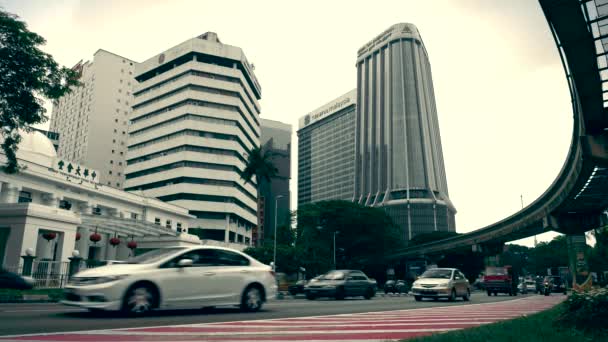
43;194;61;208
224;214;230;243
105;237;117;260
1;184;21;203
2;223;38;267
77;227;89;258
116;241;130;260
55;229;77;262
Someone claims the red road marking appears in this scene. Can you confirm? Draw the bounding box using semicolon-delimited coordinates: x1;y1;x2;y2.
0;296;564;342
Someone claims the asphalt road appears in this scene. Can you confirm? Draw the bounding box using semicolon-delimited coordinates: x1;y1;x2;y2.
0;292;537;336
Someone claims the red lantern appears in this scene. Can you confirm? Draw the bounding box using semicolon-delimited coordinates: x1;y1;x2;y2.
89;232;102;243
109;237;120;247
75;232;81;241
127;240;137;250
42;232;56;241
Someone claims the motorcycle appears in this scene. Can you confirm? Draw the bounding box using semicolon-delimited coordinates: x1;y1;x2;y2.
543;281;552;296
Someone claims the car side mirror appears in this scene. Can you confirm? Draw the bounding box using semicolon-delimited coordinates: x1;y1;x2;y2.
177;259;193;267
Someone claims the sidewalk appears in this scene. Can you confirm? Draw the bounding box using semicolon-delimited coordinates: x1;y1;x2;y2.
0;289;61;303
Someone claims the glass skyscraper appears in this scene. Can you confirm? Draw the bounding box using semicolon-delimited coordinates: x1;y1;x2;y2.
298;89;356;207
355;23;456;240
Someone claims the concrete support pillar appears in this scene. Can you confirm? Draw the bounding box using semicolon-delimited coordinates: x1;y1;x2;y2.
68;256;83;277
116;241;130;260
567;233;589;287
3;224;39;267
105;237;117;260
78;203;93;216
1;185;21;204
55;230;76;262
21;255;36;276
77;227;89;258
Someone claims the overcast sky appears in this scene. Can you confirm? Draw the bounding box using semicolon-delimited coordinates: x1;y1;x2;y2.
2;0;573;247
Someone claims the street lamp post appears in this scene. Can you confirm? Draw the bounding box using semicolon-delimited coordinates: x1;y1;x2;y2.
333;231;339;268
273;195;284;272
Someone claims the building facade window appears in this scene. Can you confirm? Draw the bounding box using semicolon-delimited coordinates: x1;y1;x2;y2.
18;191;32;203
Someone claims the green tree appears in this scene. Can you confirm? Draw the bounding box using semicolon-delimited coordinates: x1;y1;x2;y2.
530;235;569;275
0;10;79;173
243;220;297;273
501;244;532;276
296;200;405;278
241;146;278;187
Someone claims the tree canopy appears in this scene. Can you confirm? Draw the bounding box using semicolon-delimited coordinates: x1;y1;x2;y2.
295;200;405;277
0;10;79;173
241;146;278;187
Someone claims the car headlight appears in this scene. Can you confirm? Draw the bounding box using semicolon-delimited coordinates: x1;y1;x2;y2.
69;275;128;285
437;282;450;287
412;282;420;287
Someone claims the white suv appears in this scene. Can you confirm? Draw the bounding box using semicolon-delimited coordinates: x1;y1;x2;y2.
62;246;277;315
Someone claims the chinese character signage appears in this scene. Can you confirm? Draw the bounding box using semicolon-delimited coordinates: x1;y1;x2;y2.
51;158;100;184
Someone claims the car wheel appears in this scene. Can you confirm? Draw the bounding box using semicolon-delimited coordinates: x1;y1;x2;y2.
335;287;345;300
463;289;471;301
384;288;389;294
414;296;422;302
363;287;374;300
240;285;263;312
122;284;156;316
306;292;316;300
449;289;456;302
487;290;491;296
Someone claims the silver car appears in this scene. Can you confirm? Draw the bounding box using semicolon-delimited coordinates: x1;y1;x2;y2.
411;268;471;301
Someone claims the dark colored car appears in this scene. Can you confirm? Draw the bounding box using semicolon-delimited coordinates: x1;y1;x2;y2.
288;280;307;296
0;269;34;290
304;270;376;300
535;276;544;294
543;276;567;294
384;280;407;294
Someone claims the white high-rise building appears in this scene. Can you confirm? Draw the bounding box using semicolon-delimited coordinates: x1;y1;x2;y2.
124;32;262;247
50;49;136;189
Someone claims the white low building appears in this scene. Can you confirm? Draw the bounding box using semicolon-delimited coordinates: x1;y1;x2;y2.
0;131;200;270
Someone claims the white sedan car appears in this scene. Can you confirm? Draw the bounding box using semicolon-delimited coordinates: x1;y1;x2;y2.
61;246;277;315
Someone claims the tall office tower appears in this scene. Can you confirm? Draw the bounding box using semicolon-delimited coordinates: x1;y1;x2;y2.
298;89;356;207
50;49;136;188
124;32;262;248
258;119;292;246
355;23;456;240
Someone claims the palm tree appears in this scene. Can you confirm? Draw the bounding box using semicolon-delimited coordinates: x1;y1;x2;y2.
241;145;278;186
242;145;278;247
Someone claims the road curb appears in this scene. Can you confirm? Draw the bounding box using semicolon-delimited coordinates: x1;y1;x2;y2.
0;293;58;303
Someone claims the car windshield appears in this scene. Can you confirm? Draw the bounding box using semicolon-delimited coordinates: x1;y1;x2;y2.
420;269;452;279
321;271;346;280
127;248;186;264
